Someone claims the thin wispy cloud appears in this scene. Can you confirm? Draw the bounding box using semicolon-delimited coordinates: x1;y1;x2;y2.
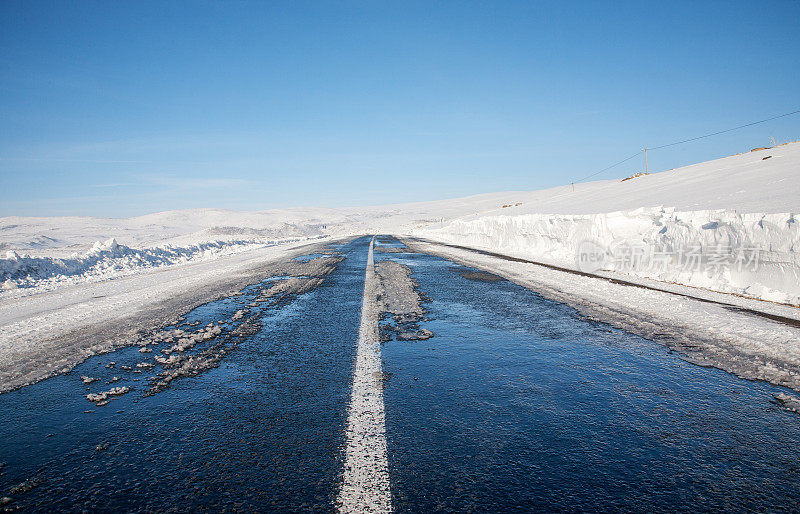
90;175;254;190
90;182;140;188
0;158;153;164
137;175;253;189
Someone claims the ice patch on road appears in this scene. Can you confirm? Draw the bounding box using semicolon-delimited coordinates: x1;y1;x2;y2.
146;256;343;395
149;345;233;395
85;386;130;406
162;324;222;354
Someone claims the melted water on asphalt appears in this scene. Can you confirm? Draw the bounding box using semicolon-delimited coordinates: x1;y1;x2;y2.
375;237;800;512
1;235;799;511
0;238;370;511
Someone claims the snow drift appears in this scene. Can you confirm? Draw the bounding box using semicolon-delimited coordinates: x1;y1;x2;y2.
417;208;799;305
0;237;302;291
414;142;800;306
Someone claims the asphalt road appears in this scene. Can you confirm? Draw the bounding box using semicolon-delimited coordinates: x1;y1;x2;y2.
1;236;799;512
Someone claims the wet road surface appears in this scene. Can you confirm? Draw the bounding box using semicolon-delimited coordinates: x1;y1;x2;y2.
1;235;799;511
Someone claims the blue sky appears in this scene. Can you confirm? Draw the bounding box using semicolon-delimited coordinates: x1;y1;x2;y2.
1;0;798;217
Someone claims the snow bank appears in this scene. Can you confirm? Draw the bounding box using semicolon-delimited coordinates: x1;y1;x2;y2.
411;142;800;306
0;237;301;290
416;207;800;305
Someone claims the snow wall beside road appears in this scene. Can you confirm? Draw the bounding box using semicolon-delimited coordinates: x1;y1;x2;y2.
415;207;800;305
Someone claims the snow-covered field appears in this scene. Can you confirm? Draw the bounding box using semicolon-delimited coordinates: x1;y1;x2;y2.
1;142;798;393
414;142;800;305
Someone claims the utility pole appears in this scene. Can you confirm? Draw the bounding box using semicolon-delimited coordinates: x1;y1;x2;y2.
643;147;648;174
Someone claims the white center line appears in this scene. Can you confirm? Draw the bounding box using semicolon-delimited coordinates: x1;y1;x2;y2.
337;237;392;513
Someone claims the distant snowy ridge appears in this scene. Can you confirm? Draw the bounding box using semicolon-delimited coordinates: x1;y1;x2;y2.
415;207;800;305
0;236;311;291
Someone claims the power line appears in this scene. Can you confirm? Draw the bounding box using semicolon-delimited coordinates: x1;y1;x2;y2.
574;151;641;184
572;108;800;185
646;109;800;150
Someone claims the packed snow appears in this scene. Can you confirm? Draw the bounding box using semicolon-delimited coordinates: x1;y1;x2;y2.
418;209;799;304
374;256;432;342
0;237;308;293
85;386;130;406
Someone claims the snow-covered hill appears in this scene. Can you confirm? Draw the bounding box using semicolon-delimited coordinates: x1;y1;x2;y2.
415;142;800;305
2;142;799;302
